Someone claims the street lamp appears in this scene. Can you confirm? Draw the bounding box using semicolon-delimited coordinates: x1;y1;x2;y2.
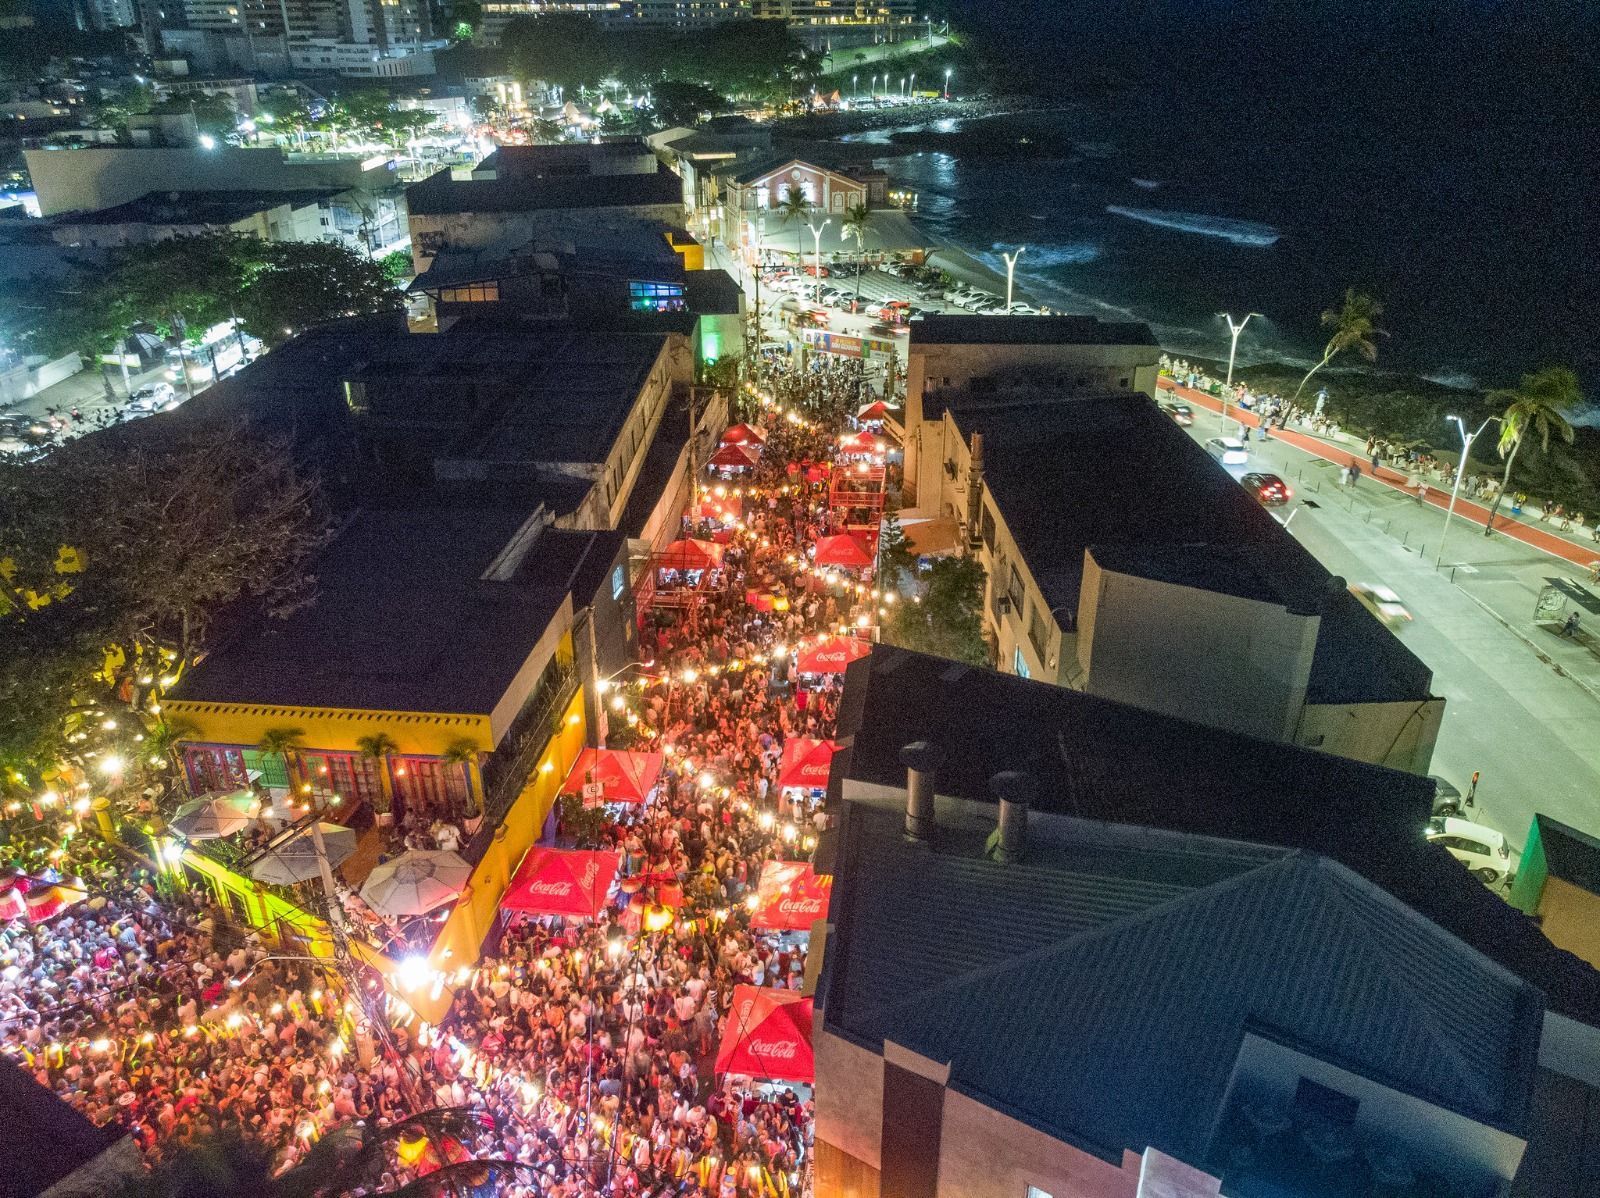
909;72;917;97
944;68;952;99
853;74;859;100
808;219;831;304
1436;415;1499;567
1217;311;1261;431
1001;246;1026;314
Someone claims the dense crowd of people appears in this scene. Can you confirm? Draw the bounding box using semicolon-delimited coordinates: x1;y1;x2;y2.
2;358;876;1196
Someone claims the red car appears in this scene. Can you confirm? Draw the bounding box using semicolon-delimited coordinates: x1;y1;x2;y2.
802;264;831;278
1242;472;1293;507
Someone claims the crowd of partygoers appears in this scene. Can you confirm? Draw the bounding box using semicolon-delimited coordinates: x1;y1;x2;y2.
2;357;888;1196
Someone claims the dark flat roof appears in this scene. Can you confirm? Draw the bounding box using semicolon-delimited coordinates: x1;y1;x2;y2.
1088;542;1290;607
684;268;743;316
823;796;1541;1161
948;392;1431;705
53;187;337;226
831;645;1600;1030
0;1055;130;1198
1534;814;1600;893
911;313;1158;347
406;164;682;215
170;506;572;715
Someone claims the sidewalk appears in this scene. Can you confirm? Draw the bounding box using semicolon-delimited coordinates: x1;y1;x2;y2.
1159;378;1600;569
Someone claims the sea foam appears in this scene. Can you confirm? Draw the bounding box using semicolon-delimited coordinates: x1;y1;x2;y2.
1105;205;1281;247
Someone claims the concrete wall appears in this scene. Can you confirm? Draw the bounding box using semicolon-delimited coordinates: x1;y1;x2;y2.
1532;876;1600;970
23;146;398;215
1293;696;1444;774
0;352;81;404
1077;554;1320;744
407;203;685;273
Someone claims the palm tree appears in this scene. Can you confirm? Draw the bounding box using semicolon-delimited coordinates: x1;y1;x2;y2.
144;718;198;775
841;201;871;308
356;731;400;820
1482;366;1582;533
776;188;812;258
1291;288;1386;403
440;737;483;820
258;727;305;800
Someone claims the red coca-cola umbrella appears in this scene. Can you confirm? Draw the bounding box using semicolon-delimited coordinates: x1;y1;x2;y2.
657;539;724;572
812;534;874;570
719;423;767;446
749;861;832;932
501;848;621;918
560;748;664;805
776;738;837;790
714;985;814;1083
708;443;760;470
795;635;871;674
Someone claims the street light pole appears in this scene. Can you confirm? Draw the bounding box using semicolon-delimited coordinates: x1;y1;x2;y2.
1217;311;1261;431
944;68;952;99
809;219;831;305
1001;246;1026;314
1437;415;1499;567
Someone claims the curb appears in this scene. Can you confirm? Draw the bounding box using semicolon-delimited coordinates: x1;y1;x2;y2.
1449;584;1600;708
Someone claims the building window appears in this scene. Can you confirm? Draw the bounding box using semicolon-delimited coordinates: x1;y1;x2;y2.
1027;602;1051;662
980;505;996;549
438;283;499;303
1013;646;1031;679
1007;563;1024;613
628;280;685;312
612;563;626;600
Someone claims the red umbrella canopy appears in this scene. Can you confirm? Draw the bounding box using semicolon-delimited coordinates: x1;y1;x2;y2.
719;423;767;446
795;635;872;674
714;985;815;1083
776;738;837;790
813;533;874;569
749;861;833;931
708;443;761;469
501;848;621;918
657;539;725;572
560;748;665;804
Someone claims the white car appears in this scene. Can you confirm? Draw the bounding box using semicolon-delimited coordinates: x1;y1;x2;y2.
129;382;177;411
1205;436;1249;466
1426;816;1513;885
1349;582;1412;627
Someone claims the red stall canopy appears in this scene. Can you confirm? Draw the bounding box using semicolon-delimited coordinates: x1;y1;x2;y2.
750;861;833;931
708;443;760;469
719;423;767;446
777;738;837;790
838;430;882;455
695;494;743;523
796;635;871;674
715;985;815;1083
813;534;874;570
856;400;895;421
657;539;725;572
502;848;621;918
561;748;665;805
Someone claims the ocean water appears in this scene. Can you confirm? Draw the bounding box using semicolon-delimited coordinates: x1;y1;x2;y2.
842;100;1592;392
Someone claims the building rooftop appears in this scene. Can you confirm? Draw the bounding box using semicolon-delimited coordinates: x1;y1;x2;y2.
911;313;1159;347
51;187;337;226
1088;541;1294;607
479;139;656;179
406;164;683;215
168;506;581;715
684;268;743;316
1531;815;1600;892
830;645;1600;1031
823;793;1542;1164
943;391;1431;705
0;1054;134;1198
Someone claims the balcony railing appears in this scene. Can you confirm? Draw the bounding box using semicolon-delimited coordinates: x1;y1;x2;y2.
470;663;579;860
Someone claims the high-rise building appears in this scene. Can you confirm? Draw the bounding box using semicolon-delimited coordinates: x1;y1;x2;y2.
750;0;913;25
628;0;747;26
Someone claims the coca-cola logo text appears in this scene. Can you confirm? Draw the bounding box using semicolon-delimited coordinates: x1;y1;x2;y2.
527;879;574;896
776;896;823;915
750;1038;800;1060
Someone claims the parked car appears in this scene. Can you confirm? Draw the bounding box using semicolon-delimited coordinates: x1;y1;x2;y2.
1241;471;1293;507
129;382;177;411
1349;582;1411;627
1161;402;1194;426
1429;775;1466;817
1426;816;1513;885
1204;436;1249;466
1006;304;1042;315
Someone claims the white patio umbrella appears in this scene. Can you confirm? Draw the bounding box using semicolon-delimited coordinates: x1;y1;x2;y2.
359;850;471;918
249;823;358;886
170;790;261;841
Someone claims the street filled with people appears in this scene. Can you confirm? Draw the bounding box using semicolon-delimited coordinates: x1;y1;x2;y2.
2;357;888;1196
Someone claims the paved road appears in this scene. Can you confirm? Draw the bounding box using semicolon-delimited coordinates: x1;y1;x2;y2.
1178;420;1600;856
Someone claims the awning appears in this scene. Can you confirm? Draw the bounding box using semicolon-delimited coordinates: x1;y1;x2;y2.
560;748;664;805
900;516;962;557
502;847;621;918
749;861;833;931
813;533;874;570
796;635;872;674
719;423;767;446
657;538;725;572
856;400;896;421
25;882;88;923
708;442;760;469
777;738;837;790
838;431;883;455
714;985;815;1083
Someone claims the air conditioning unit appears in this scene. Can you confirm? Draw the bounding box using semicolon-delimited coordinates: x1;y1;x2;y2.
943;459;957;479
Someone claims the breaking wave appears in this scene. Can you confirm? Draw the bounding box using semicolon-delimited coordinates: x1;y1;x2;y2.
1105;205;1282;247
987;242;1100;268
